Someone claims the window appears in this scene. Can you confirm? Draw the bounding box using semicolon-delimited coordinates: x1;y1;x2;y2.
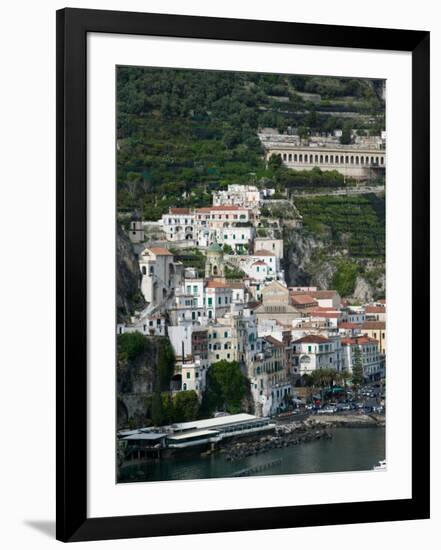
186;372;191;379
208;297;212;306
308;346;312;352
218;297;222;305
224;331;228;338
142;266;146;275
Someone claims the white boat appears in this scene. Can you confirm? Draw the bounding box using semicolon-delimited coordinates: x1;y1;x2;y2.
373;459;386;471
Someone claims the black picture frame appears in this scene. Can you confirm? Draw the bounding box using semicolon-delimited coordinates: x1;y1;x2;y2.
56;7;430;543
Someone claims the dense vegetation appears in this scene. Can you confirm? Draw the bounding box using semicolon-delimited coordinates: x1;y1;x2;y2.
117;332;176;392
294;194;385;258
151;390;200;426
117;67;385;219
202;360;247;415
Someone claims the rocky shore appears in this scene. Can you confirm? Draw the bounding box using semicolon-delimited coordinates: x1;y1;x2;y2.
218;423;332;462
209;414;385;462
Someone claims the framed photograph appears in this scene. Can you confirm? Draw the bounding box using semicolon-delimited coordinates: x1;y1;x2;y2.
56;8;430;542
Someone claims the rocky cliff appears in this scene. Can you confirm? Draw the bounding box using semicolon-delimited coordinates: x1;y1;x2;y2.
116;224;145;323
283;228;385;301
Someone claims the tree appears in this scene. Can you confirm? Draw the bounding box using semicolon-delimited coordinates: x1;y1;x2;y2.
332;261;359;297
117;332;147;362
352;346;364;387
151;386;164;426
340;122;352;145
267;153;282;171
204;360;246;414
173;391;199;422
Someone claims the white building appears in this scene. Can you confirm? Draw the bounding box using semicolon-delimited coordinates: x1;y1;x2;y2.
161;208;195;242
205;280;233;320
219;225;255;253
212;184;260;209
116;315;167;337
138;247;183;306
248;335;292;417
254;238;284;259
291;334;342;375
342;307;366;324
341;336;383;381
181;359;207;395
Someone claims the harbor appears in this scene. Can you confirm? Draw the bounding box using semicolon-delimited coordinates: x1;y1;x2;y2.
118;426;385;483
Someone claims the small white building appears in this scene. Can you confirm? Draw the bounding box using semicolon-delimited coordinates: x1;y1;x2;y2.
181;359;207;395
204;280;233;321
254;238;284;259
219;225;255;253
128;220;144;244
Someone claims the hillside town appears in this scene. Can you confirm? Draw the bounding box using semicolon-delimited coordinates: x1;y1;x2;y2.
118;181;386;420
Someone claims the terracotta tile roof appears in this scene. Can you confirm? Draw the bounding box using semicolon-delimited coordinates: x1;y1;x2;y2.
365;306;386;313
291;294;317;305
148;247;173;256
264;335;284;347
205;280;230;289
309;290;338;299
361;321;386;330
293;334;331;344
169;207;191;215
252;260;267;266
341;336;379;346
308;310;340;319
225;282;246;289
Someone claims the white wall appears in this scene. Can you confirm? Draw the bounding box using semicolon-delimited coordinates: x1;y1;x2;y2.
0;0;439;549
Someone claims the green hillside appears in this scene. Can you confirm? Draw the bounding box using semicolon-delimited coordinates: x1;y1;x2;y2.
116;67;385;219
294;194;385;258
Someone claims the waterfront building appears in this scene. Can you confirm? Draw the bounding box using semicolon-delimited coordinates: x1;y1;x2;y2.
341;336;383;382
249;335;292;417
292;334;342;375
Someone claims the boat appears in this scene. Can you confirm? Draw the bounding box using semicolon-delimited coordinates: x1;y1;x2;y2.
373;459;386;471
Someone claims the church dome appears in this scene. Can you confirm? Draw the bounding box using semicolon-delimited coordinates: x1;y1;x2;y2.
207;242;223;254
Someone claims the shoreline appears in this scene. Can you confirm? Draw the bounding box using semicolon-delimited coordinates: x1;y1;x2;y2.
207;414;385;462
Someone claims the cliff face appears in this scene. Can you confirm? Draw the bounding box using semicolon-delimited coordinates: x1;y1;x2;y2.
116;224;145;323
283;228;385;301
